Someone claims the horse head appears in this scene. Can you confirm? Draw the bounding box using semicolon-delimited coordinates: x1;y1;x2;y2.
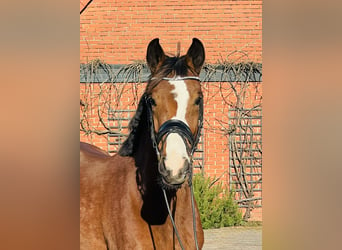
145;38;205;189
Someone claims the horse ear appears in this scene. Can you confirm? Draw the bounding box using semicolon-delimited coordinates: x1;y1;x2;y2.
186;38;205;75
146;38;166;75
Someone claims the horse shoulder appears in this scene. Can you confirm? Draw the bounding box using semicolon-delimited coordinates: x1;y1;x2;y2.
100;156;146;247
80;143;114;250
80;151;143;249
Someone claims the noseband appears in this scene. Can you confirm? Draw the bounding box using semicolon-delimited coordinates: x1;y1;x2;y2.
145;76;203;167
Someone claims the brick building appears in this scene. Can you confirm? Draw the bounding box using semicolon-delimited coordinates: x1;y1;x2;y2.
80;0;262;220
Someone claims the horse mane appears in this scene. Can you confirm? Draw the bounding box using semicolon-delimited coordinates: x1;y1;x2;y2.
118;55;196;156
118;93;147;156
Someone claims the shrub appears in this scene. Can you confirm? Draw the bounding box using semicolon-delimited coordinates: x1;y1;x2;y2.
193;174;243;229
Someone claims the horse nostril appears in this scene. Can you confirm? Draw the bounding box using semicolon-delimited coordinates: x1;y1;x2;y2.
177;170;186;179
183;158;190;171
158;159;169;177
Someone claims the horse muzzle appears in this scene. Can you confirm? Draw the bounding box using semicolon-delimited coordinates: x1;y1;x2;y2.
158;157;190;188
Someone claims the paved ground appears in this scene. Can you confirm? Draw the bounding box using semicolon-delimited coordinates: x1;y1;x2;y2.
203;226;262;250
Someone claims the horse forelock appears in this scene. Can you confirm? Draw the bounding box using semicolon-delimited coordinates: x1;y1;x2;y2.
146;55;197;93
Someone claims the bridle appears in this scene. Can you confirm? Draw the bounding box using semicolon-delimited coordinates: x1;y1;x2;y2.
145;76;203;250
146;76;203;163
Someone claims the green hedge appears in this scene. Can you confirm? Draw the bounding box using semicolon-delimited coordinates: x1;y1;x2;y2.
193;174;243;229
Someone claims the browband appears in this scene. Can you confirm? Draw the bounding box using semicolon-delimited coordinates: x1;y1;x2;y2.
150;76;201;81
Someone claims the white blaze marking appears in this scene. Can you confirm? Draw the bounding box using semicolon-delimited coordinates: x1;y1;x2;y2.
169;78;189;125
164;78;190;175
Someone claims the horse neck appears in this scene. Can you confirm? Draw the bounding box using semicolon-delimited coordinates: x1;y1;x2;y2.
133;114;158;187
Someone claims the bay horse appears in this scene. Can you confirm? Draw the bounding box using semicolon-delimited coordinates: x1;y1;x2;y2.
81;38;205;250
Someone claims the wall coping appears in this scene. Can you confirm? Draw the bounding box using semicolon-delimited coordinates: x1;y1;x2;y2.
80;63;262;83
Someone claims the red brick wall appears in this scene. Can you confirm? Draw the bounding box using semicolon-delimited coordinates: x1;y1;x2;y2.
80;0;262;64
80;0;262;221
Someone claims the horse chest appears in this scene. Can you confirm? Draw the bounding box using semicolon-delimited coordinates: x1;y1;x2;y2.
104;190;201;250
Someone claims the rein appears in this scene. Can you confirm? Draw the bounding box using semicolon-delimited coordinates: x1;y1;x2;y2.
162;184;199;250
146;76;203;250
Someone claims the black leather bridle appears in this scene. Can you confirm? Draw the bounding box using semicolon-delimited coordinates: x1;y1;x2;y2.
145;76;203;250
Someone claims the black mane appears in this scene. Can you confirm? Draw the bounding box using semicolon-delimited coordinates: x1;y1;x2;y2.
118;94;148;156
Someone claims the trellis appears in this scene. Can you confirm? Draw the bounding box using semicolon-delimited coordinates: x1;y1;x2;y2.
228;107;262;219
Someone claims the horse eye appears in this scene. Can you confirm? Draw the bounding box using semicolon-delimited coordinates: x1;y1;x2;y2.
195;96;202;105
149;98;156;106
